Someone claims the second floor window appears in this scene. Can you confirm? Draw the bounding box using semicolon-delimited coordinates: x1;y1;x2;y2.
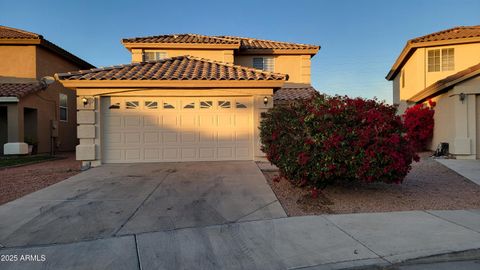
253;57;274;72
428;48;454;72
143;51;167;61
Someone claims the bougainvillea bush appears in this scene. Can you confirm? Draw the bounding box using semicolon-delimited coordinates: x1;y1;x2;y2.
403;101;435;151
260;95;419;190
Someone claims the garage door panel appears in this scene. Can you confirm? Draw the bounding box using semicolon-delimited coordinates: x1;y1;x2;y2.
164;148;179;160
199;115;216;127
218;115;233;127
199;148;215;159
105;133;122;144
218;130;235;143
105;116;122;128
162;115;178;128
236;147;250;159
199;130;216;143
125;116;141;127
181;132;196;143
181;148;196;159
180;115;196;128
103;97;253;163
163;132;178;143
144;116;159;128
144;132;160;144
105;149;123;161
125;149;141;161
217;147;234;159
125;132;141;144
144;148;161;160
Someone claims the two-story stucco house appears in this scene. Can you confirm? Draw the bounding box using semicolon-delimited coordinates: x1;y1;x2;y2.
387;25;480;159
0;26;93;155
56;34;319;167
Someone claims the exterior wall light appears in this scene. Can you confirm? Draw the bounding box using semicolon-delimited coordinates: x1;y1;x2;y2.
82;97;89;106
263;96;269;105
459;93;466;103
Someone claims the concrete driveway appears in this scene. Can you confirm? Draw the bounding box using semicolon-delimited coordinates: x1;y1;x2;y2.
0;161;286;247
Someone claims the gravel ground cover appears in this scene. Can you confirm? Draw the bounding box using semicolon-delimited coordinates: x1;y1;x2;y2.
260;153;480;215
0;152;80;205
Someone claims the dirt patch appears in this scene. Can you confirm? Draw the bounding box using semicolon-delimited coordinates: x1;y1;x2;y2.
0;152;81;205
261;152;480;216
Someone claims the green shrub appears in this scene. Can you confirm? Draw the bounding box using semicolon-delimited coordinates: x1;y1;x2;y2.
260;95;418;190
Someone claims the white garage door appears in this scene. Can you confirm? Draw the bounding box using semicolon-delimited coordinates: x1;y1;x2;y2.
102;97;254;163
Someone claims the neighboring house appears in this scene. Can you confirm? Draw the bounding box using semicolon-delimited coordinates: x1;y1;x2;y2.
56;34;319;166
0;26;93;155
387;25;480;159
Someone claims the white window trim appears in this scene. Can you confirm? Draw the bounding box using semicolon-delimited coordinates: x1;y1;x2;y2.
252;57;275;72
143;51;168;61
59;93;68;122
427;48;454;72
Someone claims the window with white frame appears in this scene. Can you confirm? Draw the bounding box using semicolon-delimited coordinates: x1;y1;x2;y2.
252;57;274;72
143;51;168;61
59;93;68;122
428;48;454;72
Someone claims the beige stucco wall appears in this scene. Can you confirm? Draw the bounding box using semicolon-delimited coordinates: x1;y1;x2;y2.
395;43;480;114
0;46;37;80
131;48;234;63
35;47;82;152
428;76;480;159
0;45;87;154
74;88;273;167
234;55;311;84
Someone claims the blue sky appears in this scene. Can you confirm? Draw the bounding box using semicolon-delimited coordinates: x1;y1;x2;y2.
1;0;479;103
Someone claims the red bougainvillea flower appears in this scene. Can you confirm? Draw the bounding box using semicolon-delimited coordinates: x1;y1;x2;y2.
259;94;418;190
297;152;310;165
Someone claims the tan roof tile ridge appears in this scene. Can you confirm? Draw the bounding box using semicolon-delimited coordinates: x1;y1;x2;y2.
409;25;480;43
216;35;320;49
122;33;239;44
56;55;288;80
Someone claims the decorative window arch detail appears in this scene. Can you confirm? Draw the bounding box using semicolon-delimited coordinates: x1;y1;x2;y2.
218;101;231;108
126;101;139;109
236;102;247;109
183;102;195;109
145;101;158;109
163;102;175;109
200;101;213;109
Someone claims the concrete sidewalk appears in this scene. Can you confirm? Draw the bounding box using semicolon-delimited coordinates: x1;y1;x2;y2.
1;209;480;270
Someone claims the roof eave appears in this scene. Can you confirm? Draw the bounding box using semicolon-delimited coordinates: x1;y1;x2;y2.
58;79;286;89
387;37;480;81
0;38;41;45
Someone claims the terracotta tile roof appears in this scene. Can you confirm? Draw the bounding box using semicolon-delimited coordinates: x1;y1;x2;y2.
122;34;238;45
56;56;288;81
0;25;41;39
387;25;480;80
122;33;319;51
0;82;45;98
216;35;319;50
274;85;318;101
409;62;480;103
410;25;480;44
